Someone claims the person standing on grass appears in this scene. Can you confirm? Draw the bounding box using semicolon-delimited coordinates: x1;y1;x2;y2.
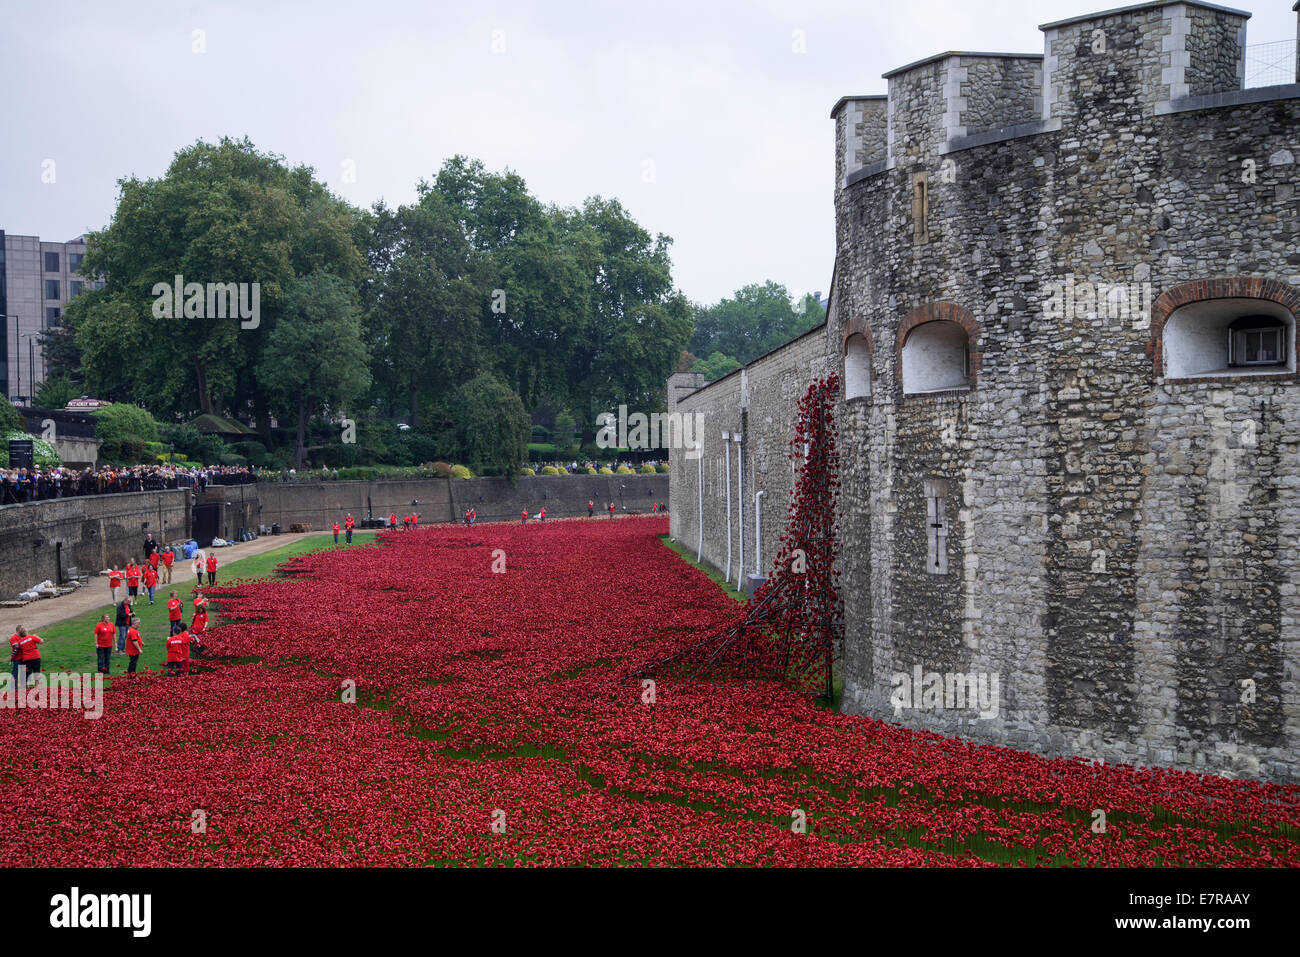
332;521;340;545
167;591;185;635
108;566;123;604
114;597;134;653
389;513;397;531
165;629;186;677
125;560;141;600
147;548;160;580
345;513;355;544
94;615;115;675
125;617;144;676
161;545;174;584
193;591;208;618
206;552;218;586
143;563;158;605
193;552;204;586
191;605;209;653
10;627;43;683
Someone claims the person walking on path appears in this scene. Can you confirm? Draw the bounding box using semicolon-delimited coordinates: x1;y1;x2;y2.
167;591;185;635
193;552;204;586
588;500;594;518
345;514;355;544
206;553;218;586
10;626;43;683
114;598;134;653
147;550;160;578
108;566;122;604
540;507;546;522
125;561;141;599
94;615;115;675
160;546;174;584
125;617;144;676
143;564;158;605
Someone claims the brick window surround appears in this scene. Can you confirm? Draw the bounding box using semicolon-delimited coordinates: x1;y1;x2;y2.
896;302;982;395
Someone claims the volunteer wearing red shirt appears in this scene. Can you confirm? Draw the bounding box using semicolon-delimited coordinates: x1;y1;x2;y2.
167;591;185;635
94;614;116;675
193;591;208;617
165;630;187;677
125;617;144;676
161;547;174;584
588;500;594;517
108;567;123;603
608;502;615;518
344;514;355;544
126;562;141;598
205;554;218;586
191;609;209;656
332;522;341;545
540;507;546;522
9;627;43;682
389;513;397;531
521;509;527;525
148;551;160;573
143;565;158;604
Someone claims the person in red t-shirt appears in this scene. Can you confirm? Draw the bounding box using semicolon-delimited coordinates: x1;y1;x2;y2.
332;522;341;545
608;502;615;518
125;561;141;598
521;509;527;526
167;591;185;635
165;630;187;677
148;551;160;572
9;627;43;683
191;608;209;656
124;617;144;676
161;546;174;584
193;591;208;617
108;567;123;603
143;565;158;604
465;509;471;526
94;614;116;675
389;513;397;531
540;507;546;522
344;514;355;544
588;500;594;517
205;554;218;586
469;508;476;526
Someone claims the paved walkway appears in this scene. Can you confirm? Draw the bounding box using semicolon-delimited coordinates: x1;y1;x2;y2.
0;531;319;635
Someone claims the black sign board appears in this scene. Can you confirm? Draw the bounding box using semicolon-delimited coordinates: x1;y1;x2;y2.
8;438;34;471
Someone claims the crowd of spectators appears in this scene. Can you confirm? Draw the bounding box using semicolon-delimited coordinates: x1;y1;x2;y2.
0;464;259;505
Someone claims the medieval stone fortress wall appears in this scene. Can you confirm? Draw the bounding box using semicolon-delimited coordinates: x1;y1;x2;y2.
670;0;1300;781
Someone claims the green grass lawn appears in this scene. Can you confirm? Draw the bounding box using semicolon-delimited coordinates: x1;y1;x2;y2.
16;531;378;680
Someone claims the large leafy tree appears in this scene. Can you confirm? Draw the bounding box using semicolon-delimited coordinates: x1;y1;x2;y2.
454;373;530;478
690;282;825;366
70;137;364;431
257;273;370;468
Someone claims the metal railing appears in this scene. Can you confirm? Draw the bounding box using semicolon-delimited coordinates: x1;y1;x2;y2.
1244;40;1297;89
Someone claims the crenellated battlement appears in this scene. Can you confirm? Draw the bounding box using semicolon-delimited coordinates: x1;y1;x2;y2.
831;0;1298;188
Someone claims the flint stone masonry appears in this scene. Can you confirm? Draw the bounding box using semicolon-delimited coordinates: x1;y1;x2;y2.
674;0;1300;782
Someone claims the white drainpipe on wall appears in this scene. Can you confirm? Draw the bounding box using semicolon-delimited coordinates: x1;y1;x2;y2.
696;445;704;563
753;490;766;578
734;433;744;586
722;432;732;581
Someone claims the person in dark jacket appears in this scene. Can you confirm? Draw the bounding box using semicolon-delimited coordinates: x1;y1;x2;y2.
114;597;134;653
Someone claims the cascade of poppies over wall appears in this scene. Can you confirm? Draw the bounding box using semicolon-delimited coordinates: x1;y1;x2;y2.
636;374;842;695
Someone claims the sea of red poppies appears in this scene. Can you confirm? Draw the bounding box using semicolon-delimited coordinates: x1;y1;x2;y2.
2;516;1298;866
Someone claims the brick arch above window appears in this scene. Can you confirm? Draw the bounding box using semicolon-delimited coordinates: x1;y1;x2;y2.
896;302;983;392
1149;278;1300;379
841;316;875;355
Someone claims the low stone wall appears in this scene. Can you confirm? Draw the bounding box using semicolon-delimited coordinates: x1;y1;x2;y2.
0;475;669;597
0;490;190;598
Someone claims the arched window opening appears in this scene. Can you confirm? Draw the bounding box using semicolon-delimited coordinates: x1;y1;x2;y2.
844;334;872;399
1163;298;1295;378
901;320;970;394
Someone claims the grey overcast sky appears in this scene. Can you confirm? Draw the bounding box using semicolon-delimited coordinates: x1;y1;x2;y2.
1;0;1295;304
